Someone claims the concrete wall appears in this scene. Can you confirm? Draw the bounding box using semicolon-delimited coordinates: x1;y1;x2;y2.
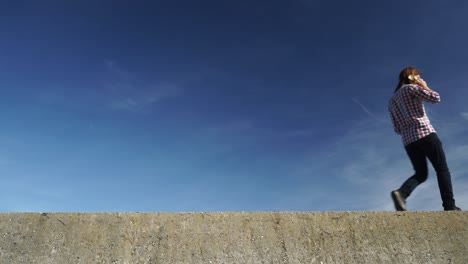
0;212;467;263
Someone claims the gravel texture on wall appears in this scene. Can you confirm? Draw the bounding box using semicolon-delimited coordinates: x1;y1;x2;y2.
1;212;467;263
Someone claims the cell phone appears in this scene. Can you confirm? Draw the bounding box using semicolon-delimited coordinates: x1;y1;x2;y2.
408;75;419;82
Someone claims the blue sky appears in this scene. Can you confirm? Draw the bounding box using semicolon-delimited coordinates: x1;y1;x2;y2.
1;0;467;212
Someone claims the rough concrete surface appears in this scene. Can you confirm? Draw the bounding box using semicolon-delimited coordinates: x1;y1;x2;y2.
0;212;467;264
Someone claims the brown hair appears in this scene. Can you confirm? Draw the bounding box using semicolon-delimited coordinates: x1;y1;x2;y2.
394;67;422;93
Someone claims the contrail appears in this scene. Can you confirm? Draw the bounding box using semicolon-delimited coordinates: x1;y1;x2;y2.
351;97;374;117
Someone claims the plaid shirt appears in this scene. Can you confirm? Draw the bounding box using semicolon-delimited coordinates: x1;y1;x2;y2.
388;84;441;146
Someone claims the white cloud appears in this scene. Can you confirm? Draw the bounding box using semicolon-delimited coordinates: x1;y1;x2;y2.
35;60;183;113
104;61;183;112
106;60;135;80
461;112;468;120
33;61;183;113
107;83;182;112
283;114;468;211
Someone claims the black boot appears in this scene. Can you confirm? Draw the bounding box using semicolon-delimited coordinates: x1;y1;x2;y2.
391;190;407;211
444;206;461;211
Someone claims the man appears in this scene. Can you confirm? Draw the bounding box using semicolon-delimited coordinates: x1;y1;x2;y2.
388;67;460;211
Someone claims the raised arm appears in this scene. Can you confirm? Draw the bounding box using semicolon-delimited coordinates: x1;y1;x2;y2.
408;83;440;104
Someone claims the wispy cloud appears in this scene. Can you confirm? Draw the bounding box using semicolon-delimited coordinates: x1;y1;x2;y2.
352;97;374;117
282;114;468;211
104;61;183;112
461;112;468;120
106;60;135;80
34;61;183;113
107;83;182;112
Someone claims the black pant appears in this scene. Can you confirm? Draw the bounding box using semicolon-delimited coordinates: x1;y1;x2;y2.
399;133;456;209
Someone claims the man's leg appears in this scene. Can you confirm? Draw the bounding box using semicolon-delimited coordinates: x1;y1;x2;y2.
420;133;456;209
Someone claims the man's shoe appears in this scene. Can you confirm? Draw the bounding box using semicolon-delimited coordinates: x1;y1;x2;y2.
391;190;407;211
444;206;461;211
